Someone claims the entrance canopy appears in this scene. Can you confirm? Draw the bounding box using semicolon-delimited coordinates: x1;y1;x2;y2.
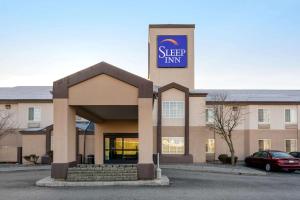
53;62;153;123
51;62;155;180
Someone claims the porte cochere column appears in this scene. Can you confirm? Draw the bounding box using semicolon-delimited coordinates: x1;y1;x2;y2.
137;98;155;179
51;99;77;179
94;123;104;165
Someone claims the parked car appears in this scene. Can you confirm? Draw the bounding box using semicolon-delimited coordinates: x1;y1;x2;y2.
245;150;300;172
290;152;300;158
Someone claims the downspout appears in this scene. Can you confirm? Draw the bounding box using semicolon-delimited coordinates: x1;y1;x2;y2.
83;121;91;164
297;108;299;151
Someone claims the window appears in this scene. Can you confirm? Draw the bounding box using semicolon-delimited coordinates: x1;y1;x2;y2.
28;107;41;122
258;139;271;151
258;109;270;124
162;137;184;154
162;101;184;119
285;109;297;124
206;139;215;153
206;108;214;124
285;139;297;152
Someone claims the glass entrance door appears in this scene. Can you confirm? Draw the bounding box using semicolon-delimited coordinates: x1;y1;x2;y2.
104;134;138;164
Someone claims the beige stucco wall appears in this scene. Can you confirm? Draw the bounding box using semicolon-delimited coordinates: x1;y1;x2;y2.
0;102;52;162
247;129;298;155
69;74;138;106
0;102;53;129
0;146;18;162
78;135;94;156
0;103;19;128
189;127;207;163
189;97;206;126
0;132;20;162
17;103;53;129
100;120;138;133
0;131;22;147
22;134;46;164
148;27;195;89
247;105;299;130
161;126;185;137
213;130;246;160
201;128;299;161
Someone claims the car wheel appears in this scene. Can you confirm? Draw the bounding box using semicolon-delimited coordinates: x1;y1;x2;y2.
265;163;271;172
288;169;295;173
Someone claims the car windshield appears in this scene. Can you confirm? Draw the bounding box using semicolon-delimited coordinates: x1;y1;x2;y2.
271;152;293;158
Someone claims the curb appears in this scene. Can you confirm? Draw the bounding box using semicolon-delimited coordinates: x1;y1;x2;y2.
0;166;51;172
36;176;170;187
161;166;267;176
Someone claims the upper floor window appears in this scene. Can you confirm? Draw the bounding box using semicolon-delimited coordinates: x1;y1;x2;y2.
162;101;184;119
285;109;297;124
258;109;270;124
206;108;214;124
28;107;41;122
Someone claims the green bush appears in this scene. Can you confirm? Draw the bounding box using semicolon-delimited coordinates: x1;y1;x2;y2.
218;154;238;164
218;154;228;163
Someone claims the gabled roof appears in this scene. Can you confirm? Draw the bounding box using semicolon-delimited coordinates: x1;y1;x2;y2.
149;24;195;28
0;86;52;102
53;62;153;98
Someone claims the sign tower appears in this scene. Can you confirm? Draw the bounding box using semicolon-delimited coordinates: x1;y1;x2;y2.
148;24;195;89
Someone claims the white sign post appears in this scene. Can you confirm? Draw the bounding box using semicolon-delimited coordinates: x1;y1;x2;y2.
156;153;162;179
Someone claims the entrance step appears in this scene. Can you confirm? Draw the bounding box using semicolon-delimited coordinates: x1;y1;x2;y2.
67;164;138;181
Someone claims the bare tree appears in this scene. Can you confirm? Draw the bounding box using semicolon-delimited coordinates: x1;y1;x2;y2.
206;93;245;165
0;109;16;141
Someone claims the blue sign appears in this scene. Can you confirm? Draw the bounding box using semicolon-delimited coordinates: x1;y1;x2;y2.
157;35;187;68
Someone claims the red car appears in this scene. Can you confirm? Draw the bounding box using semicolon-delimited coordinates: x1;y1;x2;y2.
245;150;300;172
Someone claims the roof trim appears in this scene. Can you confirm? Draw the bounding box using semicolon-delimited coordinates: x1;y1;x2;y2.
0;99;52;103
189;93;208;97
19;125;53;135
206;101;300;105
53;62;153;98
158;82;189;93
149;24;195;28
19;124;94;135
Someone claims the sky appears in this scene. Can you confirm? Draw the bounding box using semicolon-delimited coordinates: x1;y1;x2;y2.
0;0;299;89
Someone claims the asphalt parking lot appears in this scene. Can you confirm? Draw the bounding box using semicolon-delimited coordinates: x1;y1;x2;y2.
0;169;300;200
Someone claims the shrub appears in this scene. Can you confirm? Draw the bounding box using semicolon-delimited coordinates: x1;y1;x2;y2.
218;154;228;164
24;154;39;164
218;154;238;164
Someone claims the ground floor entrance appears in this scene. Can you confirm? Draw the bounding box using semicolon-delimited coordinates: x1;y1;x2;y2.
104;133;138;164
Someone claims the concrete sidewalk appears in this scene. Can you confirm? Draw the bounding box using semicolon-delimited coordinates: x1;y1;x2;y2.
0;164;50;172
36;176;170;187
161;163;267;176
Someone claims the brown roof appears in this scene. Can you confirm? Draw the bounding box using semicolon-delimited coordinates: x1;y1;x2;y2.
149;24;195;28
53;62;153;98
